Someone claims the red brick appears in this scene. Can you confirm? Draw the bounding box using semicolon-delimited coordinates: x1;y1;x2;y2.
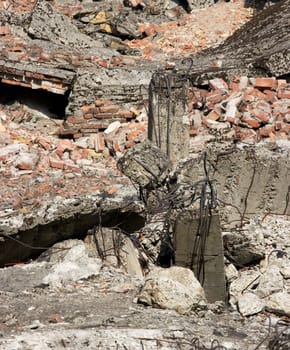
81;105;95;113
64;162;81;173
36;136;52;151
258;125;275;137
99;105;119;113
125;139;136;148
95;132;105;153
275;120;283;130
264;90;278;103
277;79;287;89
0;25;10;35
206;91;227;105
207;109;221;121
189;127;200;136
277;89;290;99
117;110;133;119
55;140;74;157
250;109;270;123
94;99;112;107
241;115;261;129
93;113;114;119
49;157;64;169
126;130;140;140
58;128;76;136
98;60;108;68
236;128;257;142
254;77;278;89
251;88;267;99
66;116;85;124
1;79;31;89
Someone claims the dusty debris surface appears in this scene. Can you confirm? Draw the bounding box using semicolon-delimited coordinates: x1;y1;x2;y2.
0;0;290;349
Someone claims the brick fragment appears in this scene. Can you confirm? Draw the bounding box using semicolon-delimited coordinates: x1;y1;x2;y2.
117;110;133;119
241;114;261;129
49;157;65;169
206;90;227;105
264;90;278;103
55;139;74;157
277;89;290;99
99;105;119;113
207;109;220;121
258;125;275;137
94;99;112;107
126;130;140;140
254;77;278;89
36;136;53;151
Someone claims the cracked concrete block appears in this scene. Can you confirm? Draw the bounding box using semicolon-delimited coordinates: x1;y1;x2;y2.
117;140;172;189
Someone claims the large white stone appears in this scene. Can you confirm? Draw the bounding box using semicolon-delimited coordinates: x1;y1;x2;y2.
138;266;206;314
229;269;261;307
255;265;284;298
238;292;265;316
104;121;121;134
266;292;290;315
42;240;101;287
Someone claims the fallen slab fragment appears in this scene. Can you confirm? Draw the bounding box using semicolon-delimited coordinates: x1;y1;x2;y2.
138;265;206;314
186;0;290;78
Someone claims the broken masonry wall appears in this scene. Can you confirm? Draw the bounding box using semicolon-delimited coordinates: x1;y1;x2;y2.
62;66;153;138
0;60;74;95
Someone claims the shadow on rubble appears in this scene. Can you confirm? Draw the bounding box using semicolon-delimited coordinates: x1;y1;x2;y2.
0;82;69;119
244;0;282;12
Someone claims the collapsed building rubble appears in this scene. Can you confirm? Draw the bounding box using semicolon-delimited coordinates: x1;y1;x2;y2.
0;0;290;349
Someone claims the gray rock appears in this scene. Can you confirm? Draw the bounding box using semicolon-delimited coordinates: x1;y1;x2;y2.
223;230;265;267
28;1;111;52
138;266;206;314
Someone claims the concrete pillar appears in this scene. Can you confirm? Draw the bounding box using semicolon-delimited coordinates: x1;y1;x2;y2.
174;210;226;303
148;72;190;168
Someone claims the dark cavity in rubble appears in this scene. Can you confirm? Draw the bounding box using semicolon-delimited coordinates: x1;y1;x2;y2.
0;206;145;267
0;82;70;119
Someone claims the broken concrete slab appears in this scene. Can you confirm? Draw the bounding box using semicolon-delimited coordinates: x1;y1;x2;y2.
28;1;108;51
187;0;290;78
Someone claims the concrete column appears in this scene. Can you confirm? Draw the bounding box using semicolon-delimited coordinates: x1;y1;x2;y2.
174;210;226;303
148;72;190;168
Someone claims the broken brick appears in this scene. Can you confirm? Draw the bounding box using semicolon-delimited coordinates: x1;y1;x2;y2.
254;77;278;89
